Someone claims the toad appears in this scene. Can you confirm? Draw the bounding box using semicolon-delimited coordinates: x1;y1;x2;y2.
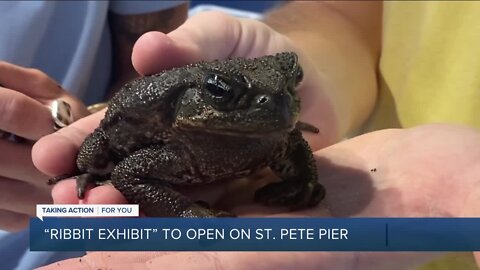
51;52;325;217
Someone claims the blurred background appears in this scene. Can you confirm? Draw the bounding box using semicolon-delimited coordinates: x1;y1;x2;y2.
190;0;282;12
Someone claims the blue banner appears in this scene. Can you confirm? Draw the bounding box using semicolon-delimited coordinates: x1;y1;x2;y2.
30;218;480;251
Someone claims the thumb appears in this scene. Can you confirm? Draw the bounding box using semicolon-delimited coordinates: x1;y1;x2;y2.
32;110;105;176
132;11;289;75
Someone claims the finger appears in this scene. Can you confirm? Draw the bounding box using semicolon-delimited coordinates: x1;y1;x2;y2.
0;87;55;139
32;110;105;176
132;31;201;76
81;185;127;205
0;209;29;232
0;139;49;186
52;179;228;207
0;61;62;98
132;11;279;75
52;177;264;213
132;11;239;74
52;180;127;205
51;180;82;204
0;177;51;216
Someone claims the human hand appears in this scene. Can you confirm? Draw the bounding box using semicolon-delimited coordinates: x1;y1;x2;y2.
33;10;344;211
0;61;89;231
35;123;480;269
32;11;479;268
131;11;339;150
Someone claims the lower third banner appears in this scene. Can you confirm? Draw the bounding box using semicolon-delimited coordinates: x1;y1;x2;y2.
30;218;480;251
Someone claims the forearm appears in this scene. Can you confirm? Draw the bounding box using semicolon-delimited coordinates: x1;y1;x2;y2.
264;1;382;139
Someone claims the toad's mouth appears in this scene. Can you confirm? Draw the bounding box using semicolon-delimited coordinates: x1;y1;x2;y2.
205;126;296;137
173;121;297;138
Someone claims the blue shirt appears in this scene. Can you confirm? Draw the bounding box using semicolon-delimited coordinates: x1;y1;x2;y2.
0;1;185;269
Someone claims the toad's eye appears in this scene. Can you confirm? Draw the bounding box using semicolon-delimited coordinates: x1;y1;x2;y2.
205;74;233;102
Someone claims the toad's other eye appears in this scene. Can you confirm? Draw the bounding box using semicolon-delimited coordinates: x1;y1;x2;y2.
205;74;233;102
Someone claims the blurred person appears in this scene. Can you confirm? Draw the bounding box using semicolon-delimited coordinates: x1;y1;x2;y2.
0;1;187;269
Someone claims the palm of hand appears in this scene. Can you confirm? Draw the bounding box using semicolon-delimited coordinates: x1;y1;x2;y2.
36;124;480;269
33;11;480;270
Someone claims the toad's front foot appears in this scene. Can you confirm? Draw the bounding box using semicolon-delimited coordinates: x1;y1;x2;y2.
47;174;75;185
49;173;107;199
254;180;325;210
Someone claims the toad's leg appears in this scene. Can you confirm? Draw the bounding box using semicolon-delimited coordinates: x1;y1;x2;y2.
255;129;325;209
111;145;234;217
49;128;111;199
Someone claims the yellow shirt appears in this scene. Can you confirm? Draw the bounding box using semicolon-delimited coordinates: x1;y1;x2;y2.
364;2;479;269
365;1;480;131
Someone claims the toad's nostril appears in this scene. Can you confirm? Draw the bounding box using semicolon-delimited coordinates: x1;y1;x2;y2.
254;94;275;110
258;95;268;104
